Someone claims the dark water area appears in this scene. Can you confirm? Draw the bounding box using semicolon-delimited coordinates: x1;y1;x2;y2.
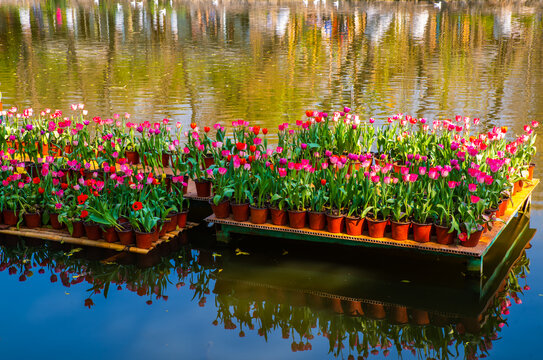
1;0;543;359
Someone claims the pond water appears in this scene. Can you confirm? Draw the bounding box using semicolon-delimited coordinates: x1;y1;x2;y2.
1;0;543;359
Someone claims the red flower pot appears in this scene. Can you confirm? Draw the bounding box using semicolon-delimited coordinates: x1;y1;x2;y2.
162;153;171;167
165;213;178;232
461;228;483;247
204;156;214;169
158;221;168;237
84;222;102;240
270;207;288;226
71;221;85;238
345;216;364;236
50;213;63;230
528;163;535;180
390;220;410;241
387;306;409;324
326;212;344;233
102;226;119;243
410;309;430;325
3;209;19;226
0;211;3;225
194;180;211;197
498;197;509;216
308;211;326;230
210;200;230;219
434;224;455;245
135;230;156;249
343;300;364;316
364;303;386;320
231;203;250;222
126;151;140;165
366;217;387;238
250;205;268;224
412;222;432;243
116;226;135;245
177;210;189;228
287;210;306;229
24;212;42;228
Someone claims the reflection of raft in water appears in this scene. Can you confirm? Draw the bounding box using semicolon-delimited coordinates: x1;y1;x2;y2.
207;180;538;277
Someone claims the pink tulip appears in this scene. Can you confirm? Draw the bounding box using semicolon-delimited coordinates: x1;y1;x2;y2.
470;195;480;203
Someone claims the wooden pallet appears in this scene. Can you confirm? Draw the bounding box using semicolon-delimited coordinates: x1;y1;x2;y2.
0;222;199;254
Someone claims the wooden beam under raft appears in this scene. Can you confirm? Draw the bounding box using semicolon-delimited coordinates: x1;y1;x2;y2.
0;222;199;255
206;180;538;275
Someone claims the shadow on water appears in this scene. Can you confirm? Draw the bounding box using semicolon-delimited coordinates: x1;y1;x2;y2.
0;209;535;359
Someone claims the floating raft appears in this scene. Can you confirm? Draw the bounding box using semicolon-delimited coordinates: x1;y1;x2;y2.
206;179;538;275
0;222;199;255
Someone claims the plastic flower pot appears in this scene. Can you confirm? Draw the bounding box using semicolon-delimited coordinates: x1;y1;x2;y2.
126;151;140;165
308;211;326;230
3;209;19;226
204;155;215;169
177;210;189;228
410;309;430;325
194;180;211;197
342;300;364;316
50;213;64;230
528;163;535;180
250;205;268;224
498;197;509;216
460;228;484;247
161;153;171;167
231;203;250;222
165;213;178;232
326;212;344;233
210;199;230;219
270;207;288;226
387;306;409;324
135;230;156;249
345;216;364;236
365;216;387;238
84;222;102;240
24;212;42;228
363;303;386;320
158;221;168;237
116;226;135;245
102;226;119;243
434;224;455;245
287;210;306;229
71;221;85;238
390;220;410;241
0;211;3;225
412;222;432;243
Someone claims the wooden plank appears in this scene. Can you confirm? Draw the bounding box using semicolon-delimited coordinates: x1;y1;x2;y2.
206;180;539;258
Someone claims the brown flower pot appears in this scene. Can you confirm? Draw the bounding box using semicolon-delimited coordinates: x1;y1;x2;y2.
412;222;432;243
116;227;135;245
165;213;178;232
308;211;326;230
270;207;288;226
512;181;521;195
102;226;119;243
387;306;409;324
364;303;386;319
204;156;215;169
250;205;268;224
287;209;306;229
162;153;170;167
528;163;535;180
210;200;230;219
410;309;430;325
135;230;156;249
84;222;102;240
498;197;509;216
158;221;169;237
0;211;3;225
435;224;455;245
231;203;250;222
343;300;364;316
326;212;344;233
461;228;483;247
49;213;63;230
24;212;42;228
194;180;211;197
71;221;85;238
390;220;410;241
126;151;140;165
366;217;387;238
177;210;188;228
345;216;364;236
3;209;19;226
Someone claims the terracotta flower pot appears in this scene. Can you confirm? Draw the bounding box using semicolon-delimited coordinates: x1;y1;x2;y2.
364;303;386;320
50;213;64;230
410;309;430;325
135;230;156;249
343;300;364;316
231;203;250;222
162;153;171;167
326;212;344;233
461;228;483;247
528;163;535;180
250;205;268;224
210;199;230;219
308;211;326;230
390;220;410;241
84;222;102;240
177;210;189;228
166;213;178;232
345;216;364;236
116;226;135;245
158;221;169;237
194;180;211;197
366;217;387;238
434;224;455;245
387;306;409;324
24;212;42;228
287;209;306;229
204;156;214;169
126;151;140;165
498;197;509;216
71;221;85;238
270;207;288;226
412;222;432;243
3;209;19;226
102;226;119;243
